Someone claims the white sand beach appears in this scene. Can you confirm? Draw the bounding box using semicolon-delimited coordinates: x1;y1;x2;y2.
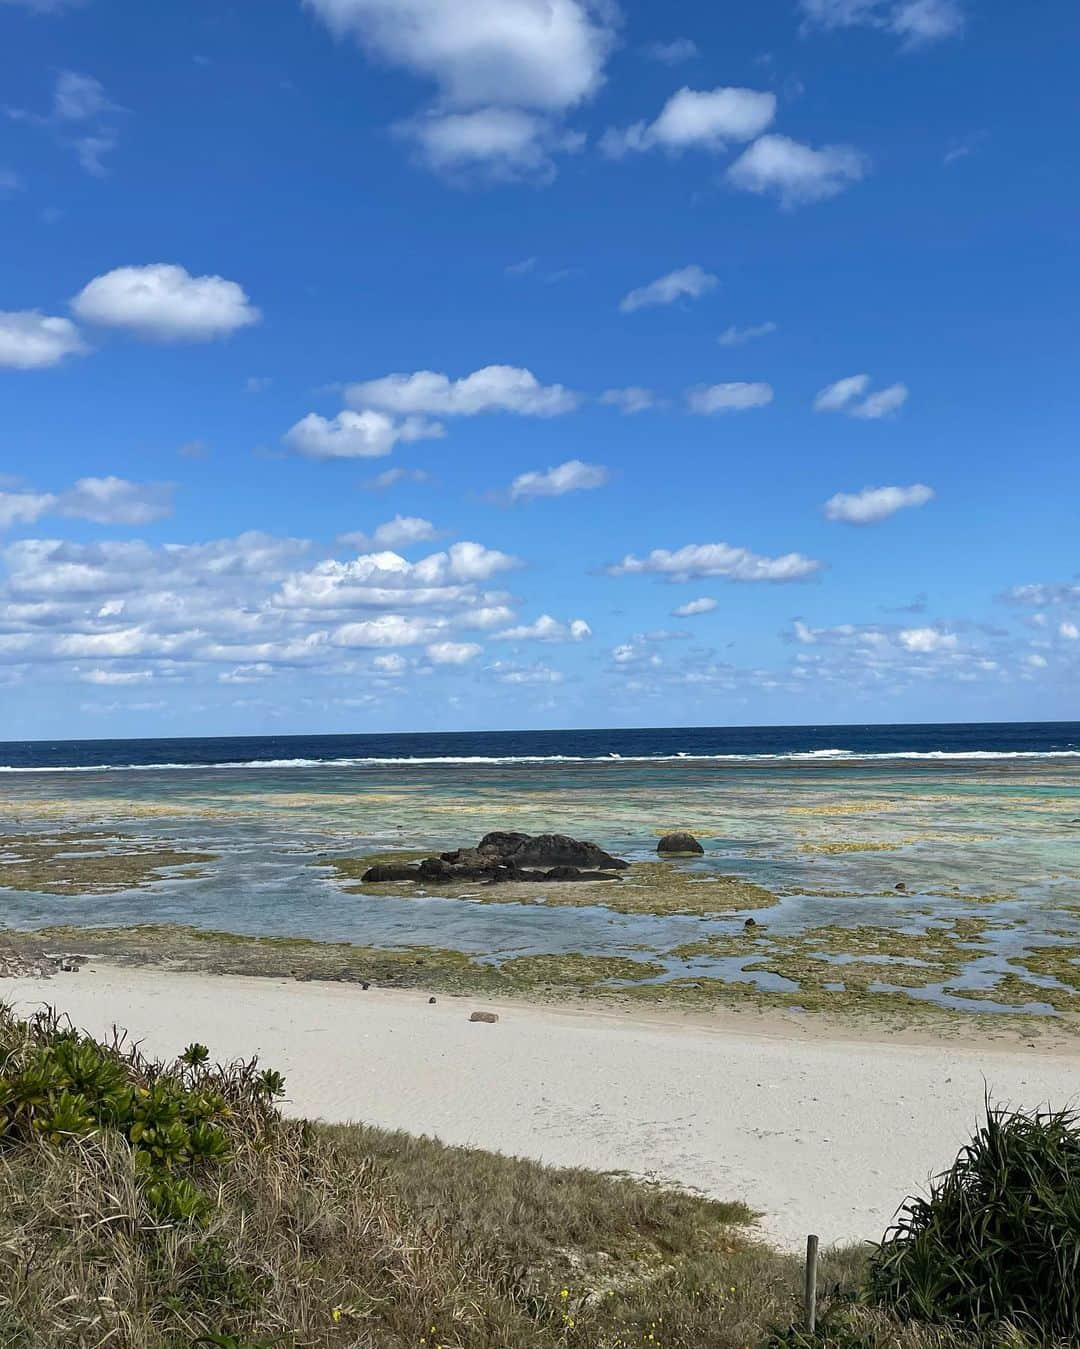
5;963;1079;1252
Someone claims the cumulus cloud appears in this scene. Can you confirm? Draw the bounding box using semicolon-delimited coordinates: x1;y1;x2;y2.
508;459;609;501
303;0;613;112
672;596;717;616
813;374;908;418
339;516;438;551
303;0;615;180
824;483;934;525
898;626;958;653
284;410;445;460
718;321;777;346
0;492;56;529
686;382;773;413
488;660;565;684
1003;583;1080;607
0;311;87;369
799;0;964;44
727;134;868;206
496;614;591;641
59;477;174;525
602;86;776;158
619;264;718;313
608;542;822;583
72;264;261;341
347;365;579;417
0;478;173;530
600;386;657;414
397;108;583;182
426;640;481;664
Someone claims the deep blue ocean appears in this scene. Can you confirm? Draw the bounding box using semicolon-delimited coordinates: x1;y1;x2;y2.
1;721;1078;770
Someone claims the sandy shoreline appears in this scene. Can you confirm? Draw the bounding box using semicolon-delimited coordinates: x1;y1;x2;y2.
5;961;1080;1252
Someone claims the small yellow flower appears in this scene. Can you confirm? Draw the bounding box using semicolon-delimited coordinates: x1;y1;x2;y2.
560;1288;569;1298
332;1308;342;1323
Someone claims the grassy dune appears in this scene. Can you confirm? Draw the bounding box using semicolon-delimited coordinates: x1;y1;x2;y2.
0;1003;1047;1349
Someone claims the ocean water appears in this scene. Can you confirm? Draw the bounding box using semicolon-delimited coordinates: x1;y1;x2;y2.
2;723;1079;1015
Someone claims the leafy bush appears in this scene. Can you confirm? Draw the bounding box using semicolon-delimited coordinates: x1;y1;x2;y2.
868;1100;1080;1340
0;1004;283;1219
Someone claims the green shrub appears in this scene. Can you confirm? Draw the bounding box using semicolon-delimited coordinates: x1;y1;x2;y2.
0;1005;282;1219
868;1100;1080;1340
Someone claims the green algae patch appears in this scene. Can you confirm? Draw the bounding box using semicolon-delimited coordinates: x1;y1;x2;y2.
498;953;665;987
0;832;216;896
944;973;1080;1014
1015;944;1080;991
799;840;902;855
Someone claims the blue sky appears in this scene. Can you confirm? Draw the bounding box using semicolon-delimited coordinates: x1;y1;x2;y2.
1;0;1077;739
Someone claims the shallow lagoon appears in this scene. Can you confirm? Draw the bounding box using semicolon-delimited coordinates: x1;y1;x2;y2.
2;756;1079;1016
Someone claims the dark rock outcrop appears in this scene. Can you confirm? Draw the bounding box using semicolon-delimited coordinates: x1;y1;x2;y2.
656;832;705;855
361;831;628;886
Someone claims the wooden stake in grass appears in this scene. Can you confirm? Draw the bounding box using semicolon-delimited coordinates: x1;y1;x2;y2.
805;1233;819;1334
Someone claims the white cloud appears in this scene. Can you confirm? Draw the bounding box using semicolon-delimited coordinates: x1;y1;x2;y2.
398;108;583;182
489;660;565;684
81;668;153;685
348;365;579;417
898;626;958;653
813;374;908;418
426;640;481;664
72;264;261;341
52;70;109;121
1061;622;1080;641
686;382;773;413
673;596;717;616
333;614;442;648
218;664;273;684
365;466;431;490
620;264;718;313
1003;583;1080;607
851;383;908;418
0;311;87;369
496;614;591;642
727;134;868;207
0;491;57;529
799;0;964;44
602;86;776;158
646;38;699;64
824;483;934;525
718;321;777;346
813;373;870;411
608;542;822;582
0;478;172;529
600;386;657;414
340;516;438;551
303;0;614;112
60;477;174;525
509;459;609;501
276;542;519;618
284;410;445;460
